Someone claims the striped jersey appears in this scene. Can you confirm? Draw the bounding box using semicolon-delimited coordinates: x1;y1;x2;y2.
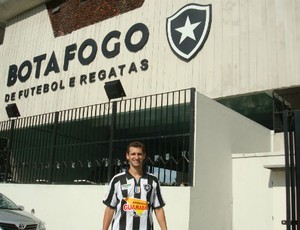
103;170;165;230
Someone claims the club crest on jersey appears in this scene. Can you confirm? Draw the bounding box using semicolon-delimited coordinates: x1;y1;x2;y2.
144;184;151;192
166;4;212;61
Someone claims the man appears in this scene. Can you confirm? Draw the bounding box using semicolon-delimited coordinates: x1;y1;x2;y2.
102;141;168;230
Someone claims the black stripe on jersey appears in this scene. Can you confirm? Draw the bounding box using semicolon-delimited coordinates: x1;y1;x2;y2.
153;176;165;209
133;177;141;229
134;178;141;199
120;175;128;230
146;175;153;206
133;214;141;229
146;175;154;230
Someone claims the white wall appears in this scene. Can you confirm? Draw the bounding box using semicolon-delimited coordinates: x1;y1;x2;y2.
0;184;190;230
190;93;271;230
232;151;286;230
231;129;286;230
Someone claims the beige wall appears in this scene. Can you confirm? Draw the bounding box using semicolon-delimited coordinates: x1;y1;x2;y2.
0;0;299;120
0;184;190;230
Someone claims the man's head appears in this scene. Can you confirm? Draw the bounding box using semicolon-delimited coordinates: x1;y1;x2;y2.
126;141;146;154
126;141;146;168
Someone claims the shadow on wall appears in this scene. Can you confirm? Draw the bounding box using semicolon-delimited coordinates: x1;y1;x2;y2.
268;169;285;188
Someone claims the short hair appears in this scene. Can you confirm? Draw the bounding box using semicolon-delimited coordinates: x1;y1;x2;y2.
126;141;146;154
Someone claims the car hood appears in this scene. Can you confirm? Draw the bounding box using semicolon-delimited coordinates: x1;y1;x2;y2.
0;209;41;224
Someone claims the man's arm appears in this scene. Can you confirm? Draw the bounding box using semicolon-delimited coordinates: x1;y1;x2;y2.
102;206;115;230
154;207;168;230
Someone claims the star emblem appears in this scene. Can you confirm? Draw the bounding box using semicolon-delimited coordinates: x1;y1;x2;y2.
175;16;201;44
166;3;212;61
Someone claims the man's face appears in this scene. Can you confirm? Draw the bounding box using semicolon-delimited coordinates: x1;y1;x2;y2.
126;146;146;168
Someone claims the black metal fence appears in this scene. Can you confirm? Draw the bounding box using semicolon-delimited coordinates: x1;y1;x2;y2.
282;110;300;230
0;88;195;186
273;92;292;133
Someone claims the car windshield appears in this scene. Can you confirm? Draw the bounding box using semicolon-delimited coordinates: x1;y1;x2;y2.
0;193;20;210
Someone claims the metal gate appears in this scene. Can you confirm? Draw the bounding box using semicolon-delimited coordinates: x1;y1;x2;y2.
282;110;300;230
0;88;195;186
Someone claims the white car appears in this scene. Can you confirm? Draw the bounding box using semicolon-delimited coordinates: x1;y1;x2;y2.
0;193;46;230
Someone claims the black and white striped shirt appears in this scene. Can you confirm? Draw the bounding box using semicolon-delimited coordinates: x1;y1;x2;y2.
103;170;165;230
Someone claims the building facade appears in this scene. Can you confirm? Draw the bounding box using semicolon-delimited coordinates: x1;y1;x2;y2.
0;0;299;229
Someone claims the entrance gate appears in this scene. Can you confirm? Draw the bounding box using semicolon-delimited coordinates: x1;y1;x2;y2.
282;110;300;230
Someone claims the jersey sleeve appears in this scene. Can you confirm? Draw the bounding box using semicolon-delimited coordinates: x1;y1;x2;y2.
103;177;119;208
152;177;166;209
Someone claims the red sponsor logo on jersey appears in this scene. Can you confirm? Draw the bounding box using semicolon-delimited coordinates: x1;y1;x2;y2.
123;197;149;216
123;203;148;211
